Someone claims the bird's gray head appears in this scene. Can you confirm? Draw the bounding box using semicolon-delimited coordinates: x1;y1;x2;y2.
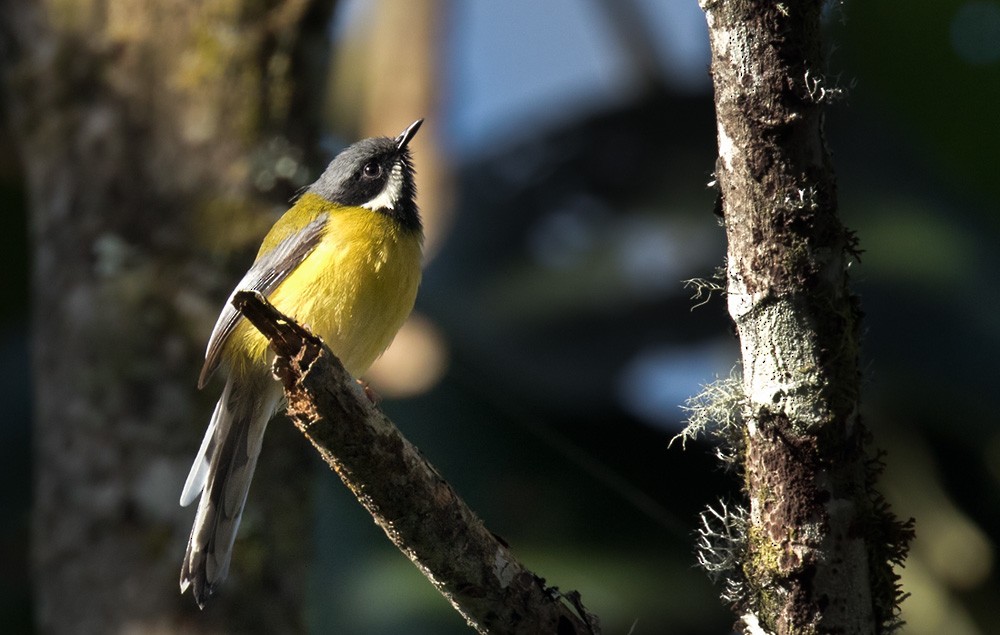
309;119;423;232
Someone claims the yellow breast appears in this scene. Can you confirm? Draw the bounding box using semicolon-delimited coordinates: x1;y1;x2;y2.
228;195;422;378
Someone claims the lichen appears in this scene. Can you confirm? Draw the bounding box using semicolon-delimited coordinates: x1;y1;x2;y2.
865;451;915;633
673;371;746;469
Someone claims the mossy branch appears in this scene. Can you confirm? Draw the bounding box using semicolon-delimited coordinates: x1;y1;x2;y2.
699;0;911;632
232;290;601;635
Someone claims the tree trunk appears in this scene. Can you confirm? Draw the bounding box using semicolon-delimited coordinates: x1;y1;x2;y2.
0;0;333;631
700;1;910;633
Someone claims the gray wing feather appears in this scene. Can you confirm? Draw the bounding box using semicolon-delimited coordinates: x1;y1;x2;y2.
197;215;328;388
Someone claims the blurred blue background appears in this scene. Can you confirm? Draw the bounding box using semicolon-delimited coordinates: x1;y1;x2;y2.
3;0;999;632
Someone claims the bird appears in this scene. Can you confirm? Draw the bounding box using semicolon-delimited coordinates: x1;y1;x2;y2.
179;119;425;608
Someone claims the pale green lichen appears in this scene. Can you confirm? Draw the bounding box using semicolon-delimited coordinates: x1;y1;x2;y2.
673;371;746;468
696;500;749;605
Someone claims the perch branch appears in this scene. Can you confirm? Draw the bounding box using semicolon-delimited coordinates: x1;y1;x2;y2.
232;290;600;635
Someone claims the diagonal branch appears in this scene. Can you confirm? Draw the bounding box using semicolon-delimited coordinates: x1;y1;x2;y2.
232;290;601;635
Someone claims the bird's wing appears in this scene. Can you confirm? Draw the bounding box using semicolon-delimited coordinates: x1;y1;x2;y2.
198;214;329;388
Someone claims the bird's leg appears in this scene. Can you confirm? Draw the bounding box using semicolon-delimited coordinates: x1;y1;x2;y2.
356;378;380;404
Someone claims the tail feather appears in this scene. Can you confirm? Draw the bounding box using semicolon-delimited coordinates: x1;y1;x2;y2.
180;375;280;608
180;395;227;507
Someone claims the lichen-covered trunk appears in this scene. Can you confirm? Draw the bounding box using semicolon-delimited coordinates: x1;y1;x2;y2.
0;0;331;632
701;1;907;633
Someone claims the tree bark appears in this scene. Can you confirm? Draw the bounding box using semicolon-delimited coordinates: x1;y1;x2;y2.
1;0;332;631
233;291;601;635
701;1;910;633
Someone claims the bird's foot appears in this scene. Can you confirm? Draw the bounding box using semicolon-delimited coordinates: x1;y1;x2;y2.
356;378;380;404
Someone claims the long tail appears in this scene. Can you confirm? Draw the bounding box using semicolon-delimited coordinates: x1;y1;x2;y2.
179;374;280;608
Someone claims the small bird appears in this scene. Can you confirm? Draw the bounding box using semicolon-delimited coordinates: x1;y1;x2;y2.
179;120;425;608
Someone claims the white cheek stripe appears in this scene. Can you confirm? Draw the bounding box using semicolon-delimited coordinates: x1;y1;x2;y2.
361;162;403;211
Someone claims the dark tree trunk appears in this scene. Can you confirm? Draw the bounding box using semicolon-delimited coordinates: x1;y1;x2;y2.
0;0;333;631
700;1;911;633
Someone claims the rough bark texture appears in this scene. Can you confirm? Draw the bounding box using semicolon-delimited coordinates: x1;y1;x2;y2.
234;291;601;635
0;0;332;631
702;1;909;633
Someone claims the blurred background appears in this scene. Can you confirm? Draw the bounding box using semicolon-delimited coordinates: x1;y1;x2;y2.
2;0;999;633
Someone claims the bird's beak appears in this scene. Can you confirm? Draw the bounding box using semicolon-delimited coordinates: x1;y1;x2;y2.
395;119;424;150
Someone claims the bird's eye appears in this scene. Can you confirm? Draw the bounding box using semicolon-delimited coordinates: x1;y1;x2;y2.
362;161;382;179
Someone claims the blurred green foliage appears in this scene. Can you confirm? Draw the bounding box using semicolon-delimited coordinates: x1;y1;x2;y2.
846;0;1000;211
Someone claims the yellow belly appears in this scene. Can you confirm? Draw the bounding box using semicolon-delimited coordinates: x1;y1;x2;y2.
228;203;422;378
